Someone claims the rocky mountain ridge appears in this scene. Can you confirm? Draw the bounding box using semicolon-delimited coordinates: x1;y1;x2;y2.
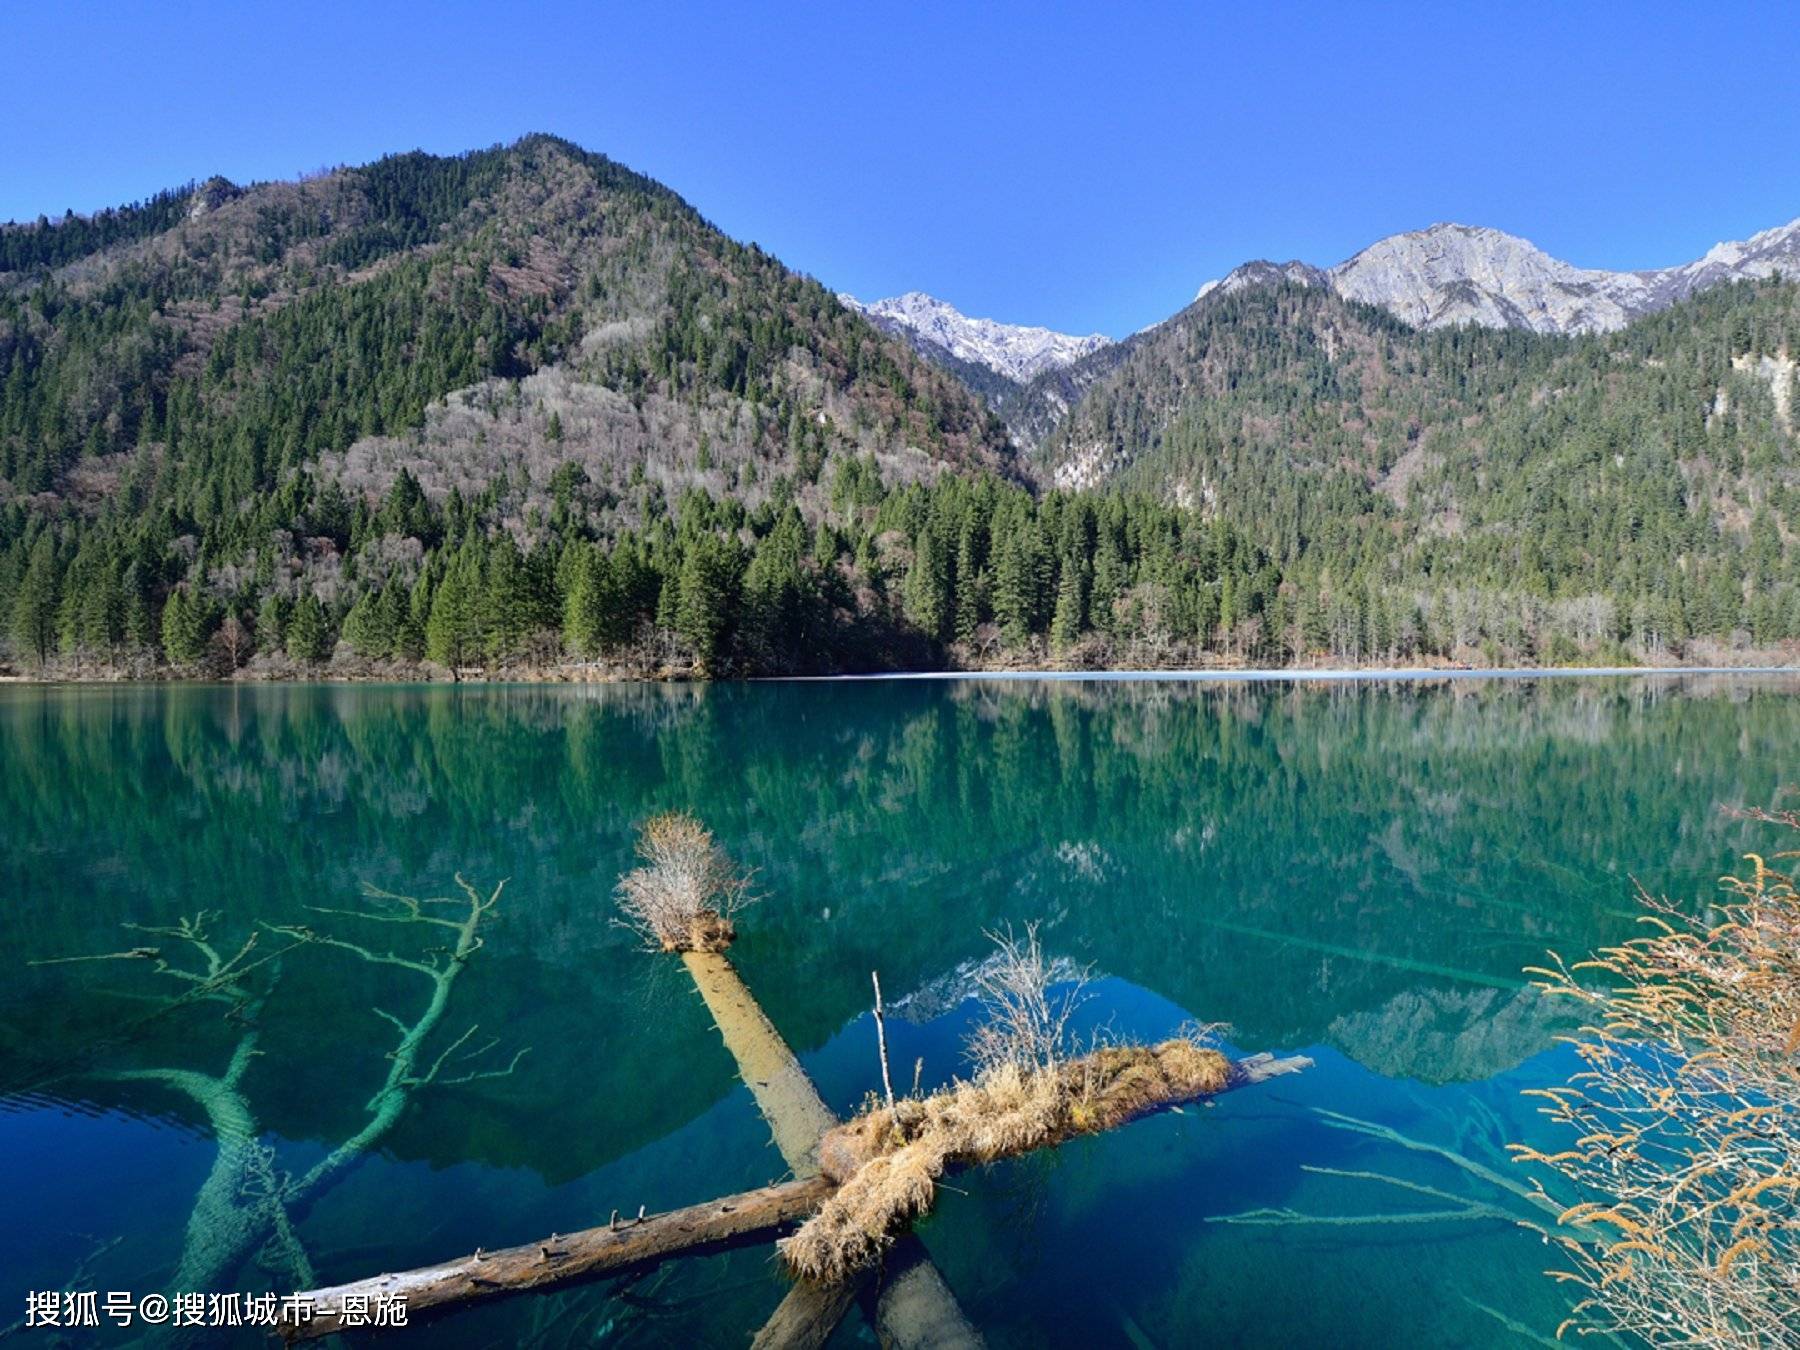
1194;218;1800;336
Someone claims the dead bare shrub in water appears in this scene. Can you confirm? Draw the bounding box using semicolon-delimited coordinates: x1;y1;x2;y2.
614;812;755;952
966;922;1092;1075
779;929;1227;1282
1517;807;1800;1346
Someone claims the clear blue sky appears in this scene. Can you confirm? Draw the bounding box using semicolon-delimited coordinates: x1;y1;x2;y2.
5;1;1798;336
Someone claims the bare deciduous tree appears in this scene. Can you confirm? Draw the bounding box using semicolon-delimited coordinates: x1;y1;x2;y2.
214;612;253;670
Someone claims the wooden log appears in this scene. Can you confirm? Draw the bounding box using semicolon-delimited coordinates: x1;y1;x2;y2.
871;1235;983;1350
682;948;981;1348
1234;1050;1311;1086
278;1175;832;1343
281;1047;1313;1342
751;1271;867;1350
681;949;838;1177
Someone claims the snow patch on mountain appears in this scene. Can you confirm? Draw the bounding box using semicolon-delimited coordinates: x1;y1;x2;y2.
842;291;1111;384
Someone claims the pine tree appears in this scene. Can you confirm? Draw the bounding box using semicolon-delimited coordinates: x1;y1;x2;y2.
1090;526;1126;636
1050;554;1088;652
992;530;1034;648
902;527;950;642
285;594;331;664
425;547;483;677
77;559;126;659
161;584;214;668
562;544;608;658
1218;575;1238;655
11;534;60;667
122;562;157;653
397;573;431;661
954;519;985;645
482;536;534;666
742;511;811;670
256;594;288;652
675;534;736;672
342;584;399;659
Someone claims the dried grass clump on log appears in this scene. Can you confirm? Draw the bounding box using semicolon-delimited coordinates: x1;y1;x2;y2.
779;925;1233;1283
614;811;755;952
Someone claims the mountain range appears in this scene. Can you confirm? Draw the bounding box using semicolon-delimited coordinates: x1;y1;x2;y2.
2;133;1797;679
856;217;1800;406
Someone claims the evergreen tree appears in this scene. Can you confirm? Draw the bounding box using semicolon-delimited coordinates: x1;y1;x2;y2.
425;547;483;677
285;594;331;664
903;527;950;643
161;584;214;668
992;530;1035;648
397;573;431;661
122;563;157;653
1050;554;1089;652
742;510;812;670
11;534;60;666
482;536;534;666
342;584;400;658
256;594;288;652
675;534;736;672
562;544;608;658
954;518;985;644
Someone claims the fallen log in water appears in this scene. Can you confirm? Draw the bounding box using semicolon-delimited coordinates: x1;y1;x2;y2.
279;1049;1309;1340
680;949;840;1179
751;1267;866;1350
681;947;981;1349
285;825;1308;1342
279;1175;833;1342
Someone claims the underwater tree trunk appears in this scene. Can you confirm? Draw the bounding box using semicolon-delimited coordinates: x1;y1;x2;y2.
680;949;838;1176
680;948;982;1350
103;1031;317;1327
749;1275;864;1350
61;882;519;1345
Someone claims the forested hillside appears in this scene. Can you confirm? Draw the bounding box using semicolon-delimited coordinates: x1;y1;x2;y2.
1035;278;1800;661
3;134;1798;679
0;136;1045;677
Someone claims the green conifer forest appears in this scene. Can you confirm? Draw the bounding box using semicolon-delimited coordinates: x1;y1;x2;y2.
3;136;1796;677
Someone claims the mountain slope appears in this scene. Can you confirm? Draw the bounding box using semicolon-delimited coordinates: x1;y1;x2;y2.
4;136;1799;679
0;135;1034;676
1038;273;1800;653
0;136;1014;502
840;291;1113;450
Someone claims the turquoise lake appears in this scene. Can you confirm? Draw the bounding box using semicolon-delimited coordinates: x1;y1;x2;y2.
3;675;1796;1346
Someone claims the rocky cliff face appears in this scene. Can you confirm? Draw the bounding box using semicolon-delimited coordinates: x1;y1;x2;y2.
1312;217;1800;335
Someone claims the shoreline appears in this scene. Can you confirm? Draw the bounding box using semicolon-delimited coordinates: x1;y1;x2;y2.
778;664;1800;684
5;663;1800;691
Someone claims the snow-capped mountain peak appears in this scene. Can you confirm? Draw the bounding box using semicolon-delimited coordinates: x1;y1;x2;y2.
842;291;1111;385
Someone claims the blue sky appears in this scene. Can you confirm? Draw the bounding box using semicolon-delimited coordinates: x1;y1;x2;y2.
5;1;1798;336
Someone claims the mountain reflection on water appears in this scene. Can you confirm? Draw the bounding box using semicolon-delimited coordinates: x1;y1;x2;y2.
2;675;1794;1345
